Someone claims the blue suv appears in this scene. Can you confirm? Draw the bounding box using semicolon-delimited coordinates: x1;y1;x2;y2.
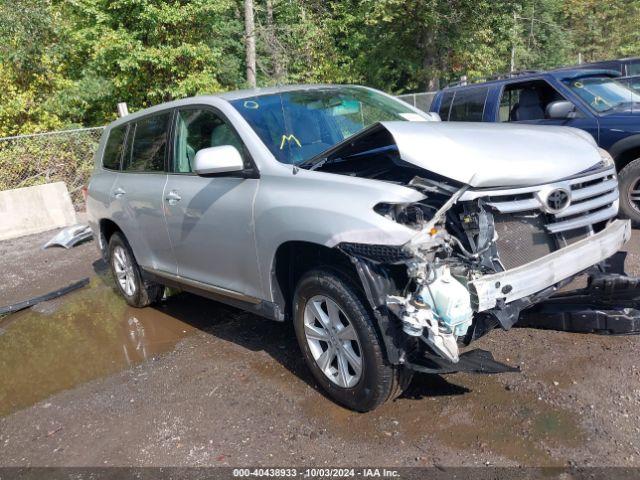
430;68;640;224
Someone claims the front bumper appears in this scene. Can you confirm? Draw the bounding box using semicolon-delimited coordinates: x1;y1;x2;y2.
469;219;632;312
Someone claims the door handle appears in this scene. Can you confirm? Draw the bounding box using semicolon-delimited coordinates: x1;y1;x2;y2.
112;187;126;198
165;190;181;205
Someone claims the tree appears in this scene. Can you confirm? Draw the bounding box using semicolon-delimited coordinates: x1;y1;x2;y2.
0;0;68;134
245;0;257;87
562;0;640;62
0;0;638;137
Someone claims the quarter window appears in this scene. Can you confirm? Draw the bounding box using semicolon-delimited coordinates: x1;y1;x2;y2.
448;87;488;121
173;109;246;173
102;125;127;170
123;112;171;172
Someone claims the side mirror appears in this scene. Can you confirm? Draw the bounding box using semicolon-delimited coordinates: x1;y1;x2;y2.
193;145;244;176
546;100;577;119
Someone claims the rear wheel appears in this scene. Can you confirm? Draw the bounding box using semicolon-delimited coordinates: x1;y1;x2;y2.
293;268;412;412
618;158;640;226
108;232;164;307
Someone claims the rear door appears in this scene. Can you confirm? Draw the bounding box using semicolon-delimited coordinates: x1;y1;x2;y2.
110;111;177;275
163;106;261;298
447;87;489;122
87;125;126;229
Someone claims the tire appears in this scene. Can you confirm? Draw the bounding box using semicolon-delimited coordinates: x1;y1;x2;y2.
618;158;640;227
293;268;412;412
108;232;164;307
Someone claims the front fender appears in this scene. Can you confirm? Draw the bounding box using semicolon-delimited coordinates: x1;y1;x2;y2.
254;171;424;301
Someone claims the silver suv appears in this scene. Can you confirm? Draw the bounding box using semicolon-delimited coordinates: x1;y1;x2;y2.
87;85;630;411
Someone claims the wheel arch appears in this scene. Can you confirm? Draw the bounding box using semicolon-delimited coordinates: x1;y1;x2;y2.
97;218;124;259
270;240;408;364
610;135;640;170
271;241;361;320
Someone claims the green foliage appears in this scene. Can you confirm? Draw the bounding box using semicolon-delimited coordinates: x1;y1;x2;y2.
0;0;639;137
562;0;640;61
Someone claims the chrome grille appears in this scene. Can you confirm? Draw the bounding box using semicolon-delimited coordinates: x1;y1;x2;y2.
461;166;619;235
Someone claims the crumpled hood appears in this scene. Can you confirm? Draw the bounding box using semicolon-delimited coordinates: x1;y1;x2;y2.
381;121;602;188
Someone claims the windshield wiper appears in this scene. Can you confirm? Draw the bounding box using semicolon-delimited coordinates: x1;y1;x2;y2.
308;157;330;171
297;151;331;170
601;101;639;113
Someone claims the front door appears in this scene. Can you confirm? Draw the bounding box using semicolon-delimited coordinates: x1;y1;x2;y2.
163;107;261;298
499;79;599;142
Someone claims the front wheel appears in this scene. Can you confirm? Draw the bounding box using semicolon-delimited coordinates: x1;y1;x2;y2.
618;158;640;226
293;269;412;412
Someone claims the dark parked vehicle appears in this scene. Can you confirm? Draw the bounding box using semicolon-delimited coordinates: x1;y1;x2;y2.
430;68;640;224
574;58;640;95
571;57;640;77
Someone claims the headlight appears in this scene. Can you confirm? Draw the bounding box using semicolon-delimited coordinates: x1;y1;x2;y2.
599;148;615;169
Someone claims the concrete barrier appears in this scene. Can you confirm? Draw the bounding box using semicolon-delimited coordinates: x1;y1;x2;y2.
0;182;77;241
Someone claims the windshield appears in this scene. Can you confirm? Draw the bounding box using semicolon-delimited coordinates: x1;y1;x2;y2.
230;86;424;164
563;76;640;113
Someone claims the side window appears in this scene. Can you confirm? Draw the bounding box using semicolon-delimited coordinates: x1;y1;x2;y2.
173;109;246;173
102;125;127;170
123;112;171;172
499;80;568;122
438;92;454;121
448;87;488;121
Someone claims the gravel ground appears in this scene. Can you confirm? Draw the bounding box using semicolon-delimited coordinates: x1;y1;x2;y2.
0;216;101;307
0;228;639;467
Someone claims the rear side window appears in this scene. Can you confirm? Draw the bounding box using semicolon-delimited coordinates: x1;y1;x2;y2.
448;87;488;121
123;112;171;172
438;92;454;120
102;125;127;170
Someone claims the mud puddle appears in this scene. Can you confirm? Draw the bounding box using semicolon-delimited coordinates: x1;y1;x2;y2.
0;276;202;417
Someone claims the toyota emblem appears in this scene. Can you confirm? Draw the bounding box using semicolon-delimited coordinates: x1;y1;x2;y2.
544;188;571;213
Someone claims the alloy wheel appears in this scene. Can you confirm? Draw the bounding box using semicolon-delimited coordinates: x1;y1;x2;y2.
628;177;640;214
303;294;363;388
112;245;136;297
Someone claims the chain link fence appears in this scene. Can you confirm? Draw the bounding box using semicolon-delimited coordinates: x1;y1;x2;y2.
0;127;104;210
396;92;437;112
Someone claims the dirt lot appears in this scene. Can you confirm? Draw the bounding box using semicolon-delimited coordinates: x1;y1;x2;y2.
0;227;639;467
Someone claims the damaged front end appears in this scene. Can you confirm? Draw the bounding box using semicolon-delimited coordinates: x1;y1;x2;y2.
319;122;631;373
340;179;502;370
339;181;630;372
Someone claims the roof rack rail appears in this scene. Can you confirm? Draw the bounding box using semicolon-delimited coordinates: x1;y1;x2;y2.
446;69;542;88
